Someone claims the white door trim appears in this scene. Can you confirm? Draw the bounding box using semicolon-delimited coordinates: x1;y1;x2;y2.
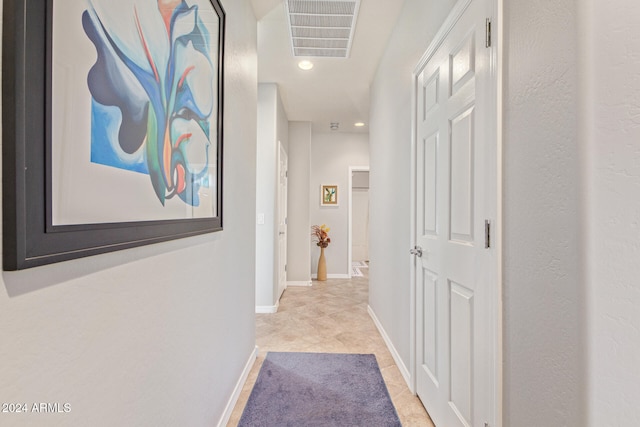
348;166;370;277
494;2;504;425
409;0;502;424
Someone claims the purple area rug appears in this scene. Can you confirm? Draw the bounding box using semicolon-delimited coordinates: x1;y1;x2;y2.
238;352;402;427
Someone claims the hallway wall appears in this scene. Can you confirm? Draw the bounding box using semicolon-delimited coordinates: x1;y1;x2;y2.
0;1;258;425
584;0;640;424
286;122;312;283
310;132;369;277
502;0;585;424
369;0;458;387
255;83;288;308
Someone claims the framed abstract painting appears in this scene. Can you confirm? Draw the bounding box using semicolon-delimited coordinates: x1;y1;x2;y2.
2;0;225;270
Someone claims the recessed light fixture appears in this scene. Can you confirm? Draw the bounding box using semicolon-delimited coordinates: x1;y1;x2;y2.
354;122;365;127
298;60;314;71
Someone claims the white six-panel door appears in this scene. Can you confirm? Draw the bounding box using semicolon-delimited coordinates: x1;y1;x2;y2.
414;0;497;426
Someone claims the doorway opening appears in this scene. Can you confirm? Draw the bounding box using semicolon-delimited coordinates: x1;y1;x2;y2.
348;166;370;278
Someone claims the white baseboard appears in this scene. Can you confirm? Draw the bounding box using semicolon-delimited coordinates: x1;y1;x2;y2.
311;273;351;279
287;280;312;287
368;305;412;389
255;300;279;313
217;346;258;427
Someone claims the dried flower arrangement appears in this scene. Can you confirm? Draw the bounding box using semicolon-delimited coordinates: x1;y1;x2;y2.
311;224;331;248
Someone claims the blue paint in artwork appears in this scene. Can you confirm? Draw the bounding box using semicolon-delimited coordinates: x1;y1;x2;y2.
90;100;148;174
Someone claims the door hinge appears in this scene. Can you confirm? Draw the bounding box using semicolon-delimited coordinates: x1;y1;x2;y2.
485;220;491;249
485;18;492;48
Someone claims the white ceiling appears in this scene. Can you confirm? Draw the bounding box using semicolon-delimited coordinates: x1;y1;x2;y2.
250;0;404;133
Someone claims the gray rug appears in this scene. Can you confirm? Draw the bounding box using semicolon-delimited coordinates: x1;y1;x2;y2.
238;352;402;427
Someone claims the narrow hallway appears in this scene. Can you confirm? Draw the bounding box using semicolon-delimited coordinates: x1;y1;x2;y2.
228;270;433;426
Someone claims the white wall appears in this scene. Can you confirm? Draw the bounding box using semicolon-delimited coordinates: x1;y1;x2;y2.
255;83;288;308
287;122;312;283
0;1;258;426
369;0;458;382
585;0;640;424
310;132;369;277
502;1;586;424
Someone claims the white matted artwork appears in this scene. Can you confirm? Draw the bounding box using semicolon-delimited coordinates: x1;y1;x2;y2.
51;0;222;225
320;184;339;206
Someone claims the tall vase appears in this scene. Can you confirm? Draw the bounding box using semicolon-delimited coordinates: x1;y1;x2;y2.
317;246;327;281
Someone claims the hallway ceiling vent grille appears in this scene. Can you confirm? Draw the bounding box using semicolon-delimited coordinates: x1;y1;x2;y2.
285;0;361;58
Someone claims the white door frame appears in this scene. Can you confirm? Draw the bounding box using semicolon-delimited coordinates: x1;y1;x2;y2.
408;0;502;424
348;166;370;277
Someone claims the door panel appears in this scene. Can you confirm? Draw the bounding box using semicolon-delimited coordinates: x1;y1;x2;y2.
422;269;439;381
423;71;440;118
450;105;475;243
450;34;475;96
449;281;474;426
422;133;439;236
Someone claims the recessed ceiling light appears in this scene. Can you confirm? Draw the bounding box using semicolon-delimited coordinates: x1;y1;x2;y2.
298;60;314;71
354;122;365;127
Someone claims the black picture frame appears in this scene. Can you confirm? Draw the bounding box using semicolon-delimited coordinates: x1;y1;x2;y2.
2;0;226;270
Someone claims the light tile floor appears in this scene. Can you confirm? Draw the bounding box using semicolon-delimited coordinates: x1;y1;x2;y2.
227;269;434;426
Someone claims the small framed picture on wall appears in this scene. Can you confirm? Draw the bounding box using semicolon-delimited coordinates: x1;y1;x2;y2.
321;185;339;206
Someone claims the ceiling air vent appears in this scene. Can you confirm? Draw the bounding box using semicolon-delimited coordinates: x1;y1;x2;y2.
285;0;361;58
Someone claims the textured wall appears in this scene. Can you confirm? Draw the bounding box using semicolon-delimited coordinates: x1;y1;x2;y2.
502;0;586;424
586;0;640;424
0;1;258;425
